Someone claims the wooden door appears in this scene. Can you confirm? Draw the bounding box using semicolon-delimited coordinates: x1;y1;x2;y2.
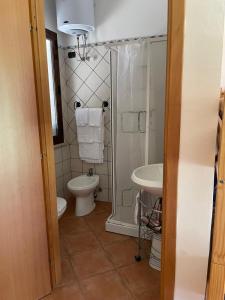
207;97;225;299
29;0;61;286
0;1;51;299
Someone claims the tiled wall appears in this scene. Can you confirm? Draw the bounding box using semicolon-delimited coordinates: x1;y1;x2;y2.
54;47;72;198
55;45;112;202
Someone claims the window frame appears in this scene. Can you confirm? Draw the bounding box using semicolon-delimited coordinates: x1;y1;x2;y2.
45;28;64;145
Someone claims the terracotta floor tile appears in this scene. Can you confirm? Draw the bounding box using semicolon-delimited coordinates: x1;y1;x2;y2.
80;271;133;300
118;260;160;298
51;283;85;300
57;256;77;287
137;290;161;300
64;231;101;256
59;216;90;236
132;238;151;260
61;198;75;219
93;201;112;215
98;231;130;247
59;236;69;258
84;212;109;233
71;248;114;280
43;294;53;300
104;239;137;267
57;201;159;299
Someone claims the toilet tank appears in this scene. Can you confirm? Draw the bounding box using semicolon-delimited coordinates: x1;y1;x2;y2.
56;0;95;35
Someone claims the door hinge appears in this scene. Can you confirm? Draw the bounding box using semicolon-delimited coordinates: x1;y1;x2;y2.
218;179;225;184
30;24;37;32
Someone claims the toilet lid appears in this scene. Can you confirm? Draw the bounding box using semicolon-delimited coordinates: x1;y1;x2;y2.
57;197;67;216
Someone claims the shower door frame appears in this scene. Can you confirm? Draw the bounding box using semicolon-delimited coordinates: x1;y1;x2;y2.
30;0;185;298
107;36;167;237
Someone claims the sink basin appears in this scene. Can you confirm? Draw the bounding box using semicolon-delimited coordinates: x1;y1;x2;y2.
131;164;163;196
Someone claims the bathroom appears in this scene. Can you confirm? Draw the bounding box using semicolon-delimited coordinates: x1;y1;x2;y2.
45;0;167;298
2;0;225;299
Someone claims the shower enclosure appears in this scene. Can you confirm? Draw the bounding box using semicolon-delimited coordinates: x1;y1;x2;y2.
106;37;167;236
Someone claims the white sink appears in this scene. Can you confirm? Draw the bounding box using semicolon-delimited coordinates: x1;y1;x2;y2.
131;164;163;196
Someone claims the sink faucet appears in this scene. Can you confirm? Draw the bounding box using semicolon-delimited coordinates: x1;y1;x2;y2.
87;168;94;176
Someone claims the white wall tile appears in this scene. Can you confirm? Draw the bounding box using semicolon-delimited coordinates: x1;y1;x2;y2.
71;158;83;172
103;146;108;162
95;163;108;175
55;162;63;178
83;162;95;174
97;188;109;202
108;189;112;202
63;173;72;198
99;175;108;189
70;144;80;159
62;145;70;160
54;147;63;163
107;146;112;162
108;162;112;176
56;177;64;197
54;45;113;203
62;159;71;174
71;171;83;178
108;176;112;189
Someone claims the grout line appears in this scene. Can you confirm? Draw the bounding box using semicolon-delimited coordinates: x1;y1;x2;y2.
58;203;156;299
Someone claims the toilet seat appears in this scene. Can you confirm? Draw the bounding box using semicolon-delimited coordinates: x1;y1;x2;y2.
67;175;99;191
57;197;67;219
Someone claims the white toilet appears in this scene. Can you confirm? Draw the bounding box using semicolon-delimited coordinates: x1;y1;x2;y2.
67;175;99;216
57;197;67;219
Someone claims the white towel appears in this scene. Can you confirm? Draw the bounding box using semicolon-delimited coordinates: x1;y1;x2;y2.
88;108;102;127
76;107;104;163
79;143;104;163
77;126;103;143
75;108;89;126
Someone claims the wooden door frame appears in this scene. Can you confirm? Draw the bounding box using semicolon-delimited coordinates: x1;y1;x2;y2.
29;0;185;296
207;95;225;299
29;0;61;287
161;0;184;299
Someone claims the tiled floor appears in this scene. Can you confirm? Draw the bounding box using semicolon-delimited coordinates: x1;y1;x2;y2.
44;200;160;300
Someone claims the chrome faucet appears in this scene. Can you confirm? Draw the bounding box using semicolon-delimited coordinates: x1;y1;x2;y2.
87;168;94;176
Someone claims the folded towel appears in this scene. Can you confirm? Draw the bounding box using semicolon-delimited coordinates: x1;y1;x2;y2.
88;108;103;127
75;108;89;126
79;143;104;163
76;107;104;164
77;126;103;143
85;158;104;164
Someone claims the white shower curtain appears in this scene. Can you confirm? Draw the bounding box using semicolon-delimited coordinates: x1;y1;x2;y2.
111;41;149;225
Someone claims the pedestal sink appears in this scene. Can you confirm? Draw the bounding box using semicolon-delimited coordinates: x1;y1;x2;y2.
131;163;163;196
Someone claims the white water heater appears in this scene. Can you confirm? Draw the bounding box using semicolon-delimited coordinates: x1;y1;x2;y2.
56;0;95;36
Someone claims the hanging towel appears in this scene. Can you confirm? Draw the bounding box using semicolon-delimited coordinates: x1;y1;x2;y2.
75;108;89;126
75;107;104;163
77;126;103;144
88;108;102;127
79;143;104;163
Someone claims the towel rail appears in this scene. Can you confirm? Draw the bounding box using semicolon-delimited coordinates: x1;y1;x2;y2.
74;101;109;112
